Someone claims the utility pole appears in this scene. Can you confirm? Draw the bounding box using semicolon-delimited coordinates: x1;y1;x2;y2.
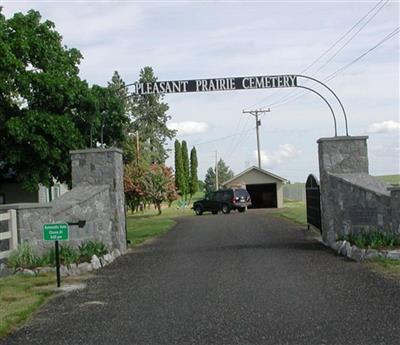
242;108;270;168
214;150;219;191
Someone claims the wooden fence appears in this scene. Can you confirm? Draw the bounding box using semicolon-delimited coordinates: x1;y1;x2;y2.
0;210;18;259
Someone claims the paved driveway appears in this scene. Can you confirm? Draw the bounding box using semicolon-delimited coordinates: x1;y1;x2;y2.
2;211;400;345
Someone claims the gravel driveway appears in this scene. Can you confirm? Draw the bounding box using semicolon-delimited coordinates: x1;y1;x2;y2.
2;211;399;345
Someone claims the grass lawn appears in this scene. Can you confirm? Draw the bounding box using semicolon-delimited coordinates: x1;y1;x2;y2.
269;200;307;226
127;192;203;247
365;258;400;281
375;174;400;186
0;272;89;339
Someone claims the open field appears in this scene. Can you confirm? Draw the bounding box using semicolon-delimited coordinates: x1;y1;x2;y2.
375;174;400;185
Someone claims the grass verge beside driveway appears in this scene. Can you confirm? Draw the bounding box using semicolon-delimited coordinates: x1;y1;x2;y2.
268;201;307;226
365;258;400;281
0;273;90;339
127;196;200;247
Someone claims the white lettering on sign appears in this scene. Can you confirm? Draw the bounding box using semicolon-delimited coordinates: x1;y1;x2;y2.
135;75;297;95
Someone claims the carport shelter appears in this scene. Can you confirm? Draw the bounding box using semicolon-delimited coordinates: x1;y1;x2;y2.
222;166;287;208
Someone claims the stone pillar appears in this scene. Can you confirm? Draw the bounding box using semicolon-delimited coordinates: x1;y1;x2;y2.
70;148;127;253
317;136;369;244
389;187;400;235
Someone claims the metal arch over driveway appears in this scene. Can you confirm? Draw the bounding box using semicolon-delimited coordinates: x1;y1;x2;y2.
128;74;349;136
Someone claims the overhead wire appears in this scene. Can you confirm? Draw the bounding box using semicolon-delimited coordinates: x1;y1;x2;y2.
264;0;390;109
267;25;400;110
245;0;389;109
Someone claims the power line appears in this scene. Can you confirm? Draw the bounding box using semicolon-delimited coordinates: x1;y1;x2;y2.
266;0;389;109
246;0;389;109
225;117;254;161
268;26;400;110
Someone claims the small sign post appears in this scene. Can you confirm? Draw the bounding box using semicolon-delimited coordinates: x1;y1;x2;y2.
43;223;69;287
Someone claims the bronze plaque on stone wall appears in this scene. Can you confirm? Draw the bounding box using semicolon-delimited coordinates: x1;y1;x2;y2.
348;208;377;225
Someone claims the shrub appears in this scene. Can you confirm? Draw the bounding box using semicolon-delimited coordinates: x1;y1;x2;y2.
42;244;80;267
78;241;108;262
7;243;41;269
340;231;400;250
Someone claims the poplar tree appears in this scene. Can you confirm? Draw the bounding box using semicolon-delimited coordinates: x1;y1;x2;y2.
189;147;198;198
181;140;190;200
174;140;184;195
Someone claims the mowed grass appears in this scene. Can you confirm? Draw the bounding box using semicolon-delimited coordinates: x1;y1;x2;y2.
365;258;400;281
0;272;90;339
269;200;307;226
0;273;54;338
127;192;204;246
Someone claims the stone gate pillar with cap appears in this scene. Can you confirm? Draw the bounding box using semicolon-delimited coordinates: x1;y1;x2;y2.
317;136;369;244
70;148;127;253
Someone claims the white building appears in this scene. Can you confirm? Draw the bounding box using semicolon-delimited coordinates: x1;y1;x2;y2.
222;166;287;208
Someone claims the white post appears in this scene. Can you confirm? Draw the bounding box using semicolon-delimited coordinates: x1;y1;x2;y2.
9;209;18;250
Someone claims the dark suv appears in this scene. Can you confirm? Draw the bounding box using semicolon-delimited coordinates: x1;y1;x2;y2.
192;188;251;215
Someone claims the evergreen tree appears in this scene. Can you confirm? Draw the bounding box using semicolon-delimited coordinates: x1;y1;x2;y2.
181;140;190;199
189;147;198;197
204;159;234;193
204;167;216;194
108;71;138;164
174;140;184;195
131;67;175;164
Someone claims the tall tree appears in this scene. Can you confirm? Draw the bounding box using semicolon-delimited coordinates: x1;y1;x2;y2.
189;146;198;198
204;167;216;194
107;71;139;164
181;140;189;200
0;10;128;190
0;10;84;190
174;140;184;195
131;67;175;164
204;159;234;193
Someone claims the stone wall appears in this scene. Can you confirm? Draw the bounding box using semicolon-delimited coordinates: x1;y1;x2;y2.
0;203;53;253
0;148;127;254
317;136;399;244
70;148;126;253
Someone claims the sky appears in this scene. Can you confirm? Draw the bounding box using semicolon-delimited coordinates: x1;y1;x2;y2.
1;0;399;182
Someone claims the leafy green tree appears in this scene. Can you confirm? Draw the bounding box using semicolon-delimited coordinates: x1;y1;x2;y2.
189;146;198;198
90;85;128;148
0;10;128;190
181;140;189;200
0;10;85;190
204;159;234;193
174;140;184;195
131;67;175;164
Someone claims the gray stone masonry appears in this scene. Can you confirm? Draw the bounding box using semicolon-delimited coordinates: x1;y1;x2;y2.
70;148;126;253
52;184;112;252
0;203;53;253
0;148;127;255
317;136;399;244
389;187;400;234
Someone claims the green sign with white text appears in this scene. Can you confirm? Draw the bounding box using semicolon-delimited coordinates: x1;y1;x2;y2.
43;223;69;241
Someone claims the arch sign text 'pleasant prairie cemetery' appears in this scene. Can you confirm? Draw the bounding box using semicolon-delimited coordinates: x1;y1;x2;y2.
134;75;298;95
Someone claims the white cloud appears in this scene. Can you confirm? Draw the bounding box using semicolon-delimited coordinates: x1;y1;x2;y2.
168;121;209;135
257;144;301;167
367;121;400;134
